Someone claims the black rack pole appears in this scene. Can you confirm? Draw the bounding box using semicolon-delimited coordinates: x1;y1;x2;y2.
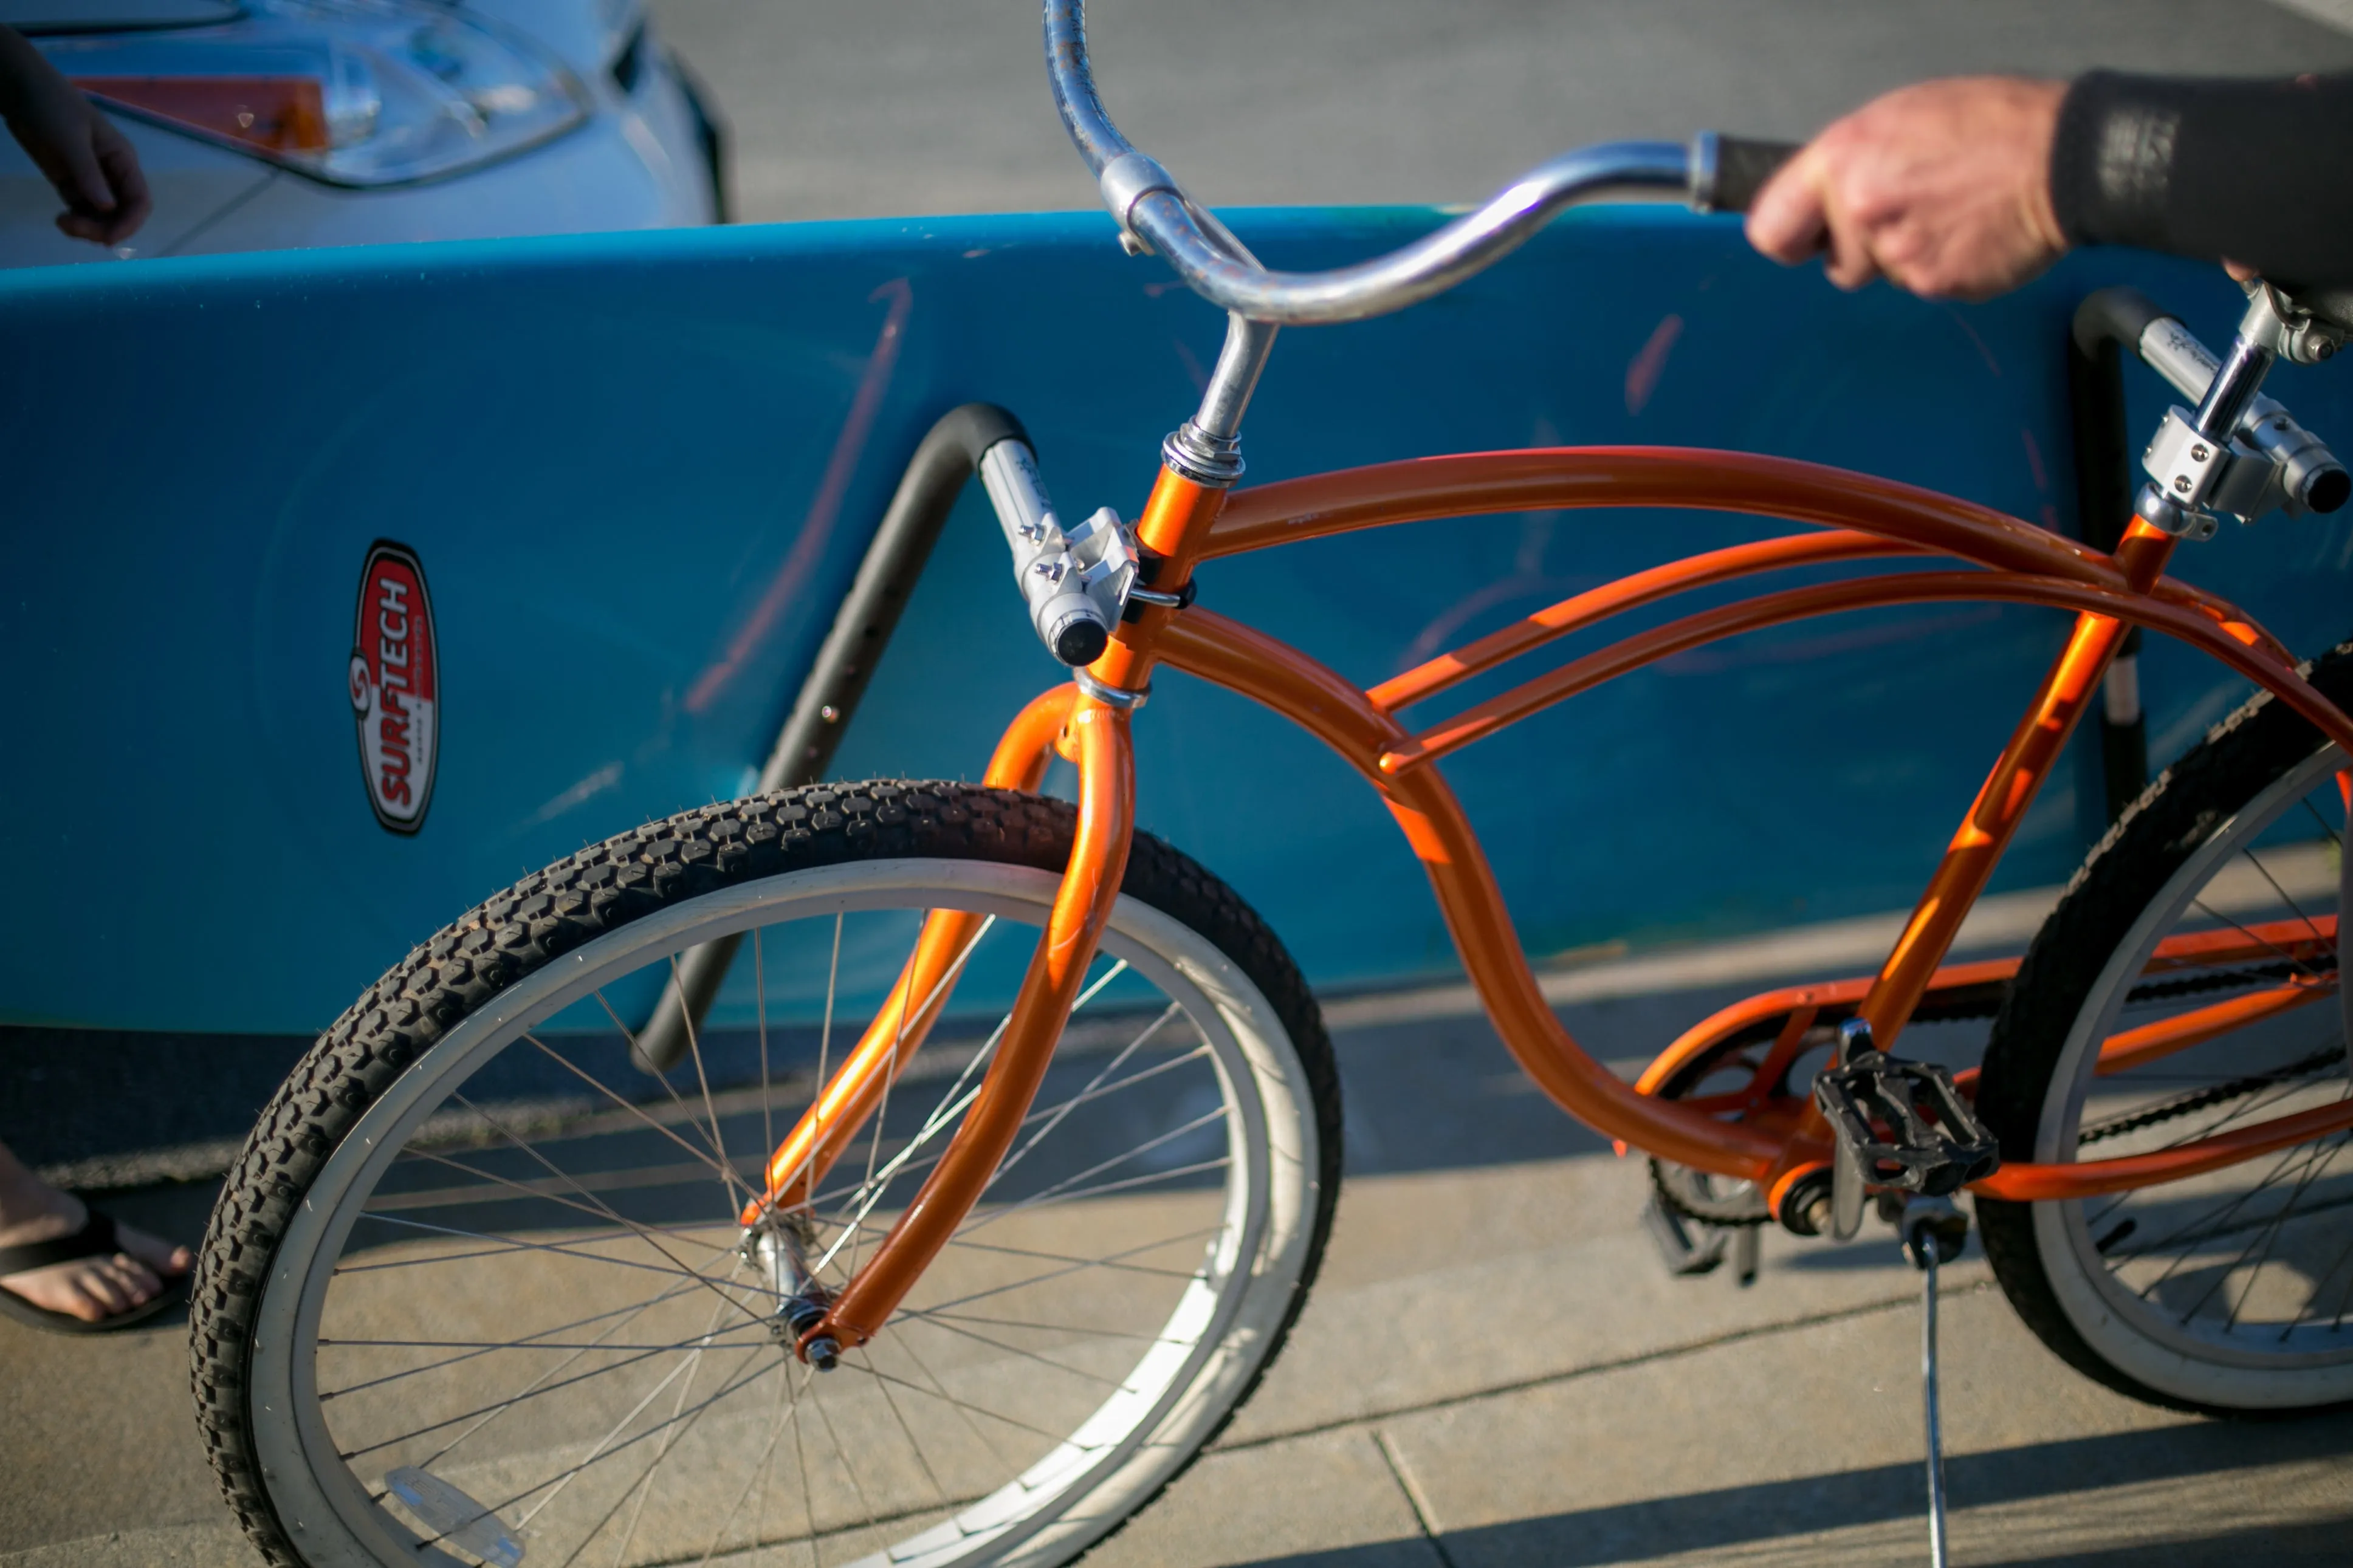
633;403;1030;1074
2067;290;2156;826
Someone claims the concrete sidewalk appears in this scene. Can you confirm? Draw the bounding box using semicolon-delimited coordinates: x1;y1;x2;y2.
5;984;2349;1568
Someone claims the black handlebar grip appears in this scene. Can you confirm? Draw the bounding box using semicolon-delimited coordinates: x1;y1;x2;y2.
1689;132;1802;215
2070;286;2167;358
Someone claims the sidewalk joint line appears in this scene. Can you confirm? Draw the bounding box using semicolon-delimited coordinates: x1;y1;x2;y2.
1373;1426;1461;1568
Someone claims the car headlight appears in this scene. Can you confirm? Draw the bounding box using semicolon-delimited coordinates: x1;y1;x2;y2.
40;0;589;187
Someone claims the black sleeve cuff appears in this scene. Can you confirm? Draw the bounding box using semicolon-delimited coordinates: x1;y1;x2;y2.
2049;70;2182;255
2050;70;2353;288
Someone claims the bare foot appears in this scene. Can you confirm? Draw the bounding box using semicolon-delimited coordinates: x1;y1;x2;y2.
0;1147;190;1324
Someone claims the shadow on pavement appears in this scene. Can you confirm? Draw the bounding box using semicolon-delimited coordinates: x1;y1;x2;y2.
1;966;2005;1190
1235;1416;2353;1568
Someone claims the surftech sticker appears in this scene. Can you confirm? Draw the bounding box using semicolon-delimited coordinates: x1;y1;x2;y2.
349;541;438;834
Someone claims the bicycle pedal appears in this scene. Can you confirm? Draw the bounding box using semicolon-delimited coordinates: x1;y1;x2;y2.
1641;1191;1729;1277
1812;1047;1999;1199
1732;1221;1760;1287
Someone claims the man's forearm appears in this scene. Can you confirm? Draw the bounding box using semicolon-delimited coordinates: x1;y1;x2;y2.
2052;71;2353;287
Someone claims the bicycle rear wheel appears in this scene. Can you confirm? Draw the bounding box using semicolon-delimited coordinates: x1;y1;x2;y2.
192;781;1341;1567
1978;643;2353;1414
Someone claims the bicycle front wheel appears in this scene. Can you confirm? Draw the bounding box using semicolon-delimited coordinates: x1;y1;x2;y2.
1978;642;2353;1414
192;781;1340;1568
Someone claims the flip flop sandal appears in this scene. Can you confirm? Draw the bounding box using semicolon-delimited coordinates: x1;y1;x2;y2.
0;1208;184;1334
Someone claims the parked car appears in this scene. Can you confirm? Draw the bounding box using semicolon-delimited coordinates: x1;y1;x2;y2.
0;0;721;268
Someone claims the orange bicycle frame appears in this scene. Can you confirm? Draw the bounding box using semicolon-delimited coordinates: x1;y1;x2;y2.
772;444;2353;1356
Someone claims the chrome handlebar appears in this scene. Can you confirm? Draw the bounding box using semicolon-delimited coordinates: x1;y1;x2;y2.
1046;0;1695;325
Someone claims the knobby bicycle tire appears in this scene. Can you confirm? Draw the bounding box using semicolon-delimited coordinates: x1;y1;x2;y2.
191;780;1344;1568
1979;638;2353;1415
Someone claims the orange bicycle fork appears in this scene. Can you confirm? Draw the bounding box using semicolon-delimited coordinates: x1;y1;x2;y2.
742;682;1133;1363
746;468;1225;1364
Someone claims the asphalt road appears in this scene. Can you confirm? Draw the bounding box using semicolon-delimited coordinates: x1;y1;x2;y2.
646;0;2353;224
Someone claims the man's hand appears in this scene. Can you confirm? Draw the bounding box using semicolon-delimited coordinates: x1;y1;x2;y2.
1747;77;2066;301
0;26;150;247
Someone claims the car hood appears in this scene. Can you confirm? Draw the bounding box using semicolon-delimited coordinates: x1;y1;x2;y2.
1;0;238;30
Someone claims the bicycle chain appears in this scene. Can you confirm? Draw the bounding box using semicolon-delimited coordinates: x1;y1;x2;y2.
2125;956;2329;1006
2077;1042;2348;1146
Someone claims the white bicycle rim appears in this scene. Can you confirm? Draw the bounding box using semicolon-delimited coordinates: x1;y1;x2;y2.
2030;746;2353;1409
241;858;1322;1567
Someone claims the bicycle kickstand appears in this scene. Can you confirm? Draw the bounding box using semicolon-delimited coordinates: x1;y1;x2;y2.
1809;1021;1994;1566
1902;1196;1968;1568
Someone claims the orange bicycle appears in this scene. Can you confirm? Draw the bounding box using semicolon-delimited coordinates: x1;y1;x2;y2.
196;7;2353;1566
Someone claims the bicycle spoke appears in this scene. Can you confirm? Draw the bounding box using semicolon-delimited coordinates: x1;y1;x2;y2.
804;1084;1002;1282
964;1105;1231;1232
590;984;761;1208
2120;1130;2339;1296
966;1160;1237;1235
668;950;744;1216
904;1224;1220;1320
809;951;1135;1252
342;1316;763;1465
894;1310;1124;1389
843;911;924;1286
587;988;737;1176
351;1211;748;1292
790;1355;823;1568
792;1205;1218;1302
319;1277;710;1399
799;1030;1204;1224
522;1030;752;1197
775;912;845;1213
2224;1131;2351;1332
441;1092;749;1282
805;909;1001;1264
538;1349;773;1568
992;1002;1182;1187
918;1310;1162;1343
483;1333;780;1533
2190;897;2327;984
857;1340;955;1513
604;1288;740;1565
2240;845;2331;947
1012;1039;1211;1140
807;1358;891;1559
833;1357;1074;1446
886;1321;1008;1477
2172;1138;2339;1330
808;1080;991;1280
936;1225;1223;1276
333;1218;741;1275
694;1358;816;1565
756;926;775;1168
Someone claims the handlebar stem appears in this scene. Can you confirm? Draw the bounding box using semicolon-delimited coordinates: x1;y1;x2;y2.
2192;330;2276;443
978;438;1130;665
